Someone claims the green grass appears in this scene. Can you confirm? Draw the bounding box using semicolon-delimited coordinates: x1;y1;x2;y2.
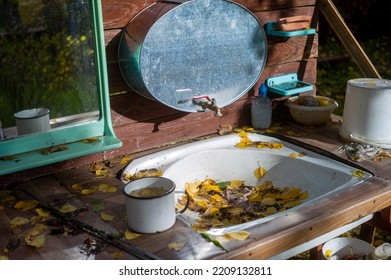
316;36;391;116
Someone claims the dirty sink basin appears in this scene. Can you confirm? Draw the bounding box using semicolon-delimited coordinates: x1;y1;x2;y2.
121;133;372;235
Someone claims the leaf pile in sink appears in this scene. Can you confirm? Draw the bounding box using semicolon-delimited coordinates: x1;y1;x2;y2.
177;178;308;232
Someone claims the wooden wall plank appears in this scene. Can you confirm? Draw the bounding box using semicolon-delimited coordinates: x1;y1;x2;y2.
101;0;317;29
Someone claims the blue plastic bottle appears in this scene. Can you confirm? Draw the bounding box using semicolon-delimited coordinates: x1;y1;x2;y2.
251;83;272;130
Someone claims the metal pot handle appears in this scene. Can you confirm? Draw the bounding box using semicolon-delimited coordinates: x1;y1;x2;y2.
175;190;190;215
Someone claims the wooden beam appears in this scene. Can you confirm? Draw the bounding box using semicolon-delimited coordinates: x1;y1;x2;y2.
318;0;381;78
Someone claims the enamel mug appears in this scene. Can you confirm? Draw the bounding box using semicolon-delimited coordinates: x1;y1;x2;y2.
123;177;189;233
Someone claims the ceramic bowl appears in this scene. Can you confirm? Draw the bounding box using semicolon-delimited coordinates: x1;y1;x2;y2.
285;95;338;126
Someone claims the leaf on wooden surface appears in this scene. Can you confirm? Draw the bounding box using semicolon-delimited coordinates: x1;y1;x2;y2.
71;184;82;191
80;189;95;195
100;213;114;222
120;157;132;165
10;217;29;227
14;200;38;211
168;241;186;251
98;184;117;193
124;230;142;240
30;215;44;224
91;199;105;212
59;203;77;214
111;250;125;259
25;234;45;248
36;208;50;217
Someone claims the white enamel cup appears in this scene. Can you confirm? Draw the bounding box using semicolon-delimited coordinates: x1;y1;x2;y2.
123;177;189;233
14;108;50;136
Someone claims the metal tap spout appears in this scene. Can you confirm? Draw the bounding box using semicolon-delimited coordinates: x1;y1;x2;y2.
192;95;222;117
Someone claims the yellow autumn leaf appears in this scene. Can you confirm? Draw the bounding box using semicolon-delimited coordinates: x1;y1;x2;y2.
289;152;306;159
36;208;50;217
261;197;276;205
228;180;244;189
237;131;248;137
353;169;366;178
120;157;132;165
124;230;141;240
98;184;117;193
95;169;108;176
26;224;46;237
225;231;250;241
168;241;186;251
0;205;4;211
283;201;301;208
14;200;38;211
25;234;45;248
59;203;77;213
256;142;283;149
324;249;333;259
299;191;309;200
10;216;29;227
30;216;44;224
111;250;125;259
80;137;99;143
254;165;267;180
81;188;96;195
266;207;277;214
71;184;82;191
100;213;114;221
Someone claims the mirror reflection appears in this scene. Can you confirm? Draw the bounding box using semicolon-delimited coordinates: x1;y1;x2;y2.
0;0;100;140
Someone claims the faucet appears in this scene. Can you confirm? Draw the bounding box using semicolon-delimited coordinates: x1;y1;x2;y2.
192;95;222;117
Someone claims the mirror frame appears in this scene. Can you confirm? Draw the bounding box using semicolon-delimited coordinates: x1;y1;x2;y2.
0;0;122;176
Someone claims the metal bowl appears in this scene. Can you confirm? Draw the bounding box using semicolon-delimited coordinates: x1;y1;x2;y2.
285;96;338;126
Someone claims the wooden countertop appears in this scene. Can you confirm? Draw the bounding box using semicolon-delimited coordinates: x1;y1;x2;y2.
3;118;391;260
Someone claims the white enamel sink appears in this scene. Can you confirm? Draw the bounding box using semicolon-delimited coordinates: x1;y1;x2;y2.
121;133;372;235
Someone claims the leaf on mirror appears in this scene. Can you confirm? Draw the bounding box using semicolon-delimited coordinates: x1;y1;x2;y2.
80;137;99;144
40;144;68;155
